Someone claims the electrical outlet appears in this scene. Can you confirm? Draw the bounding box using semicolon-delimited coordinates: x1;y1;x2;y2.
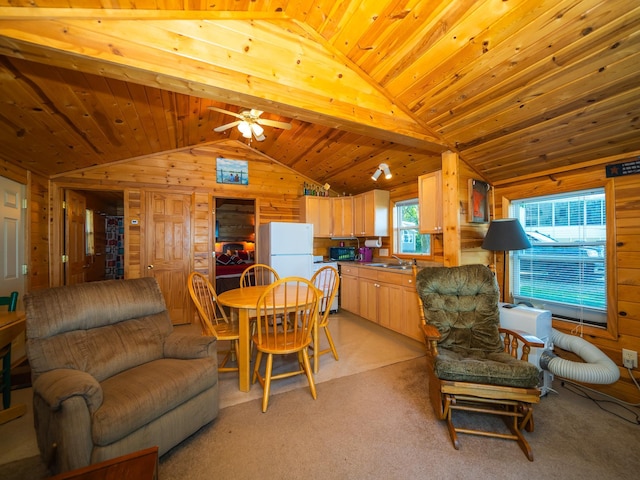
622;349;638;369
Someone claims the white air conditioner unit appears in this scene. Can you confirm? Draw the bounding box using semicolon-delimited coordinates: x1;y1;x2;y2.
499;304;554;396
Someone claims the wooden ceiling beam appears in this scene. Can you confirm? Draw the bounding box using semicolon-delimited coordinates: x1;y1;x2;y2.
0;16;447;153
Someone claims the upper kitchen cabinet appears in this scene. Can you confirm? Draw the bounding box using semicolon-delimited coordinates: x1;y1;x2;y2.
418;171;443;234
353;190;390;237
299;196;332;237
330;197;354;237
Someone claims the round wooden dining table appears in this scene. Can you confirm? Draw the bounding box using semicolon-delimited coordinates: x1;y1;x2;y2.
217;284;319;392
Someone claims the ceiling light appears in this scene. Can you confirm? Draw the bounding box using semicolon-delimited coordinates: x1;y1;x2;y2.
237;121;252;138
371;163;392;181
250;123;264;137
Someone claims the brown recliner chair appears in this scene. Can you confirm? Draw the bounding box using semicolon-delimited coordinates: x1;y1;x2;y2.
414;264;544;461
25;277;219;474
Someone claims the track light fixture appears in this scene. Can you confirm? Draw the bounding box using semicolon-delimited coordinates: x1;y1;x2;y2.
371;163;392;181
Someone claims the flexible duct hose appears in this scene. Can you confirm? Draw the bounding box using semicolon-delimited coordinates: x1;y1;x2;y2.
539;329;620;384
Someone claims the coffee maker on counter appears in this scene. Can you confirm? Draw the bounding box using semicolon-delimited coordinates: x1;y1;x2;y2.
357;247;373;262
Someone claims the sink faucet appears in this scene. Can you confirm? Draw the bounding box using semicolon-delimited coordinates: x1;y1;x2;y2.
391;255;405;265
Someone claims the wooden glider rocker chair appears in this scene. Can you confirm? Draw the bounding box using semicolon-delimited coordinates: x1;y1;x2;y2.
414;264;544;461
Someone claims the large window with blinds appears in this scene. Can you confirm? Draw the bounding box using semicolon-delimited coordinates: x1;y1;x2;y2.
511;188;607;327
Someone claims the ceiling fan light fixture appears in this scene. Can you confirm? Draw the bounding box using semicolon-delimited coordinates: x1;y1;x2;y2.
250;123;264;137
238;121;252;138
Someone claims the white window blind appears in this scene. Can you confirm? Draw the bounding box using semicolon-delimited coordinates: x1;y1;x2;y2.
511;188;606;326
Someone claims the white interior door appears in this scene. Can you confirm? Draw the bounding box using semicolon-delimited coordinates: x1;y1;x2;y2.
0;175;26;363
0;176;25;307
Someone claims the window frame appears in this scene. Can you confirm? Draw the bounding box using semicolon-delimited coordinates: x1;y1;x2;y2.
505;179;617;341
392;196;433;259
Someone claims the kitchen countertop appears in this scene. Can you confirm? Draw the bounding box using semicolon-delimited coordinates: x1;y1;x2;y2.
338;260;443;274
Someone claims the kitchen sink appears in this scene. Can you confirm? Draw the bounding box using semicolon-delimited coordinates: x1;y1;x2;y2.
364;263;411;270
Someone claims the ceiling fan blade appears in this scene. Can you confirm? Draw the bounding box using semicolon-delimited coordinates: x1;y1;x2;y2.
208;106;244;120
213;120;241;132
257;119;292;130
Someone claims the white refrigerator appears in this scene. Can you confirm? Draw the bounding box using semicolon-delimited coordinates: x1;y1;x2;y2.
258;222;314;279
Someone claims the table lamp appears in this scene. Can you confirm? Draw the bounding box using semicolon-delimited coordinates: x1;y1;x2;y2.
481;218;531;302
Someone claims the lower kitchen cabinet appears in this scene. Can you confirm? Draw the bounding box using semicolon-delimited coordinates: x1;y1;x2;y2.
340;265;360;314
401;275;423;341
339;264;422;341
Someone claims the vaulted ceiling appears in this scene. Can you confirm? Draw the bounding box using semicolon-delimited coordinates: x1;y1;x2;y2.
1;1;638;195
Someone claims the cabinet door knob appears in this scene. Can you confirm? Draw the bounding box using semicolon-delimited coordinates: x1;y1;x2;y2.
147;264;154;270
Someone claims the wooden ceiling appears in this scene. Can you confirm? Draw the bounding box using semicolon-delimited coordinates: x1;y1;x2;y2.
0;1;638;195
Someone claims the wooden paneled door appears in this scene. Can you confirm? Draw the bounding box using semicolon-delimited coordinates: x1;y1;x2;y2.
64;190;87;286
145;192;193;325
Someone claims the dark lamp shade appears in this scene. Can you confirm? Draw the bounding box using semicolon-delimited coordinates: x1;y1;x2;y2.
481;218;531;252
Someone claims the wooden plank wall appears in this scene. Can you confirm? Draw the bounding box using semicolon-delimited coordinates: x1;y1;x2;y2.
494;163;640;404
28;173;50;291
51;140;312;281
458;161;491;268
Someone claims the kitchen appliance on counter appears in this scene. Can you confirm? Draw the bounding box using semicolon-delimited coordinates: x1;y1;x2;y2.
329;246;356;261
358;247;373;263
258;222;313;279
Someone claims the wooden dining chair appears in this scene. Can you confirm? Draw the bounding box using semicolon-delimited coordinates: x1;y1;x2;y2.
241;263;281;339
188;272;240;373
252;277;320;412
310;265;340;372
240;264;280;288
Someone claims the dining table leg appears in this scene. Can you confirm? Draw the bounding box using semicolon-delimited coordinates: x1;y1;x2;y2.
237;308;251;392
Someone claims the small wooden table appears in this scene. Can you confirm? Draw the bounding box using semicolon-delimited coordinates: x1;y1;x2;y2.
0;310;27;424
217;284;318;392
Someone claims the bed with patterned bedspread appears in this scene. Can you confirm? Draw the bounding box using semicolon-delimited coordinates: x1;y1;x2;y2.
214;244;255;294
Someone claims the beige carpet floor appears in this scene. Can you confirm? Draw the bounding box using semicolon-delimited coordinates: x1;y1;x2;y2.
159;357;640;480
2;312;639;479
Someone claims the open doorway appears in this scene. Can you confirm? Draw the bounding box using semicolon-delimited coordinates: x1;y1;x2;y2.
64;189;124;285
213;197;256;294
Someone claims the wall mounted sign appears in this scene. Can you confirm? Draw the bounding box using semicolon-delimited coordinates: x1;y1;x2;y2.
605;157;640;178
216;158;249;185
468;179;490;223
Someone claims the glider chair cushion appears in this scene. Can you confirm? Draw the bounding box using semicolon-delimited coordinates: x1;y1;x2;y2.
25;278;219;475
420;265;539;388
415;264;544;461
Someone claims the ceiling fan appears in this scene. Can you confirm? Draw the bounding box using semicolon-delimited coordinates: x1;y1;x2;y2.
208;106;292;141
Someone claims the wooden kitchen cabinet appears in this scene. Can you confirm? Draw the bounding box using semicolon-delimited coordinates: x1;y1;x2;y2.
330;196;354;237
418;170;443;234
339;263;422;341
357;267;378;323
353;190;390;237
339;264;360;314
401;274;423;341
299;196;332;237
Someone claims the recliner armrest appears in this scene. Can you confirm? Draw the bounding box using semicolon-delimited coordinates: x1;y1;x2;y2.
163;332;217;359
32;369;103;413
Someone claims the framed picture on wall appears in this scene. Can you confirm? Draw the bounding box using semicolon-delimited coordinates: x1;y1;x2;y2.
468;179;490;223
216;158;249;185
